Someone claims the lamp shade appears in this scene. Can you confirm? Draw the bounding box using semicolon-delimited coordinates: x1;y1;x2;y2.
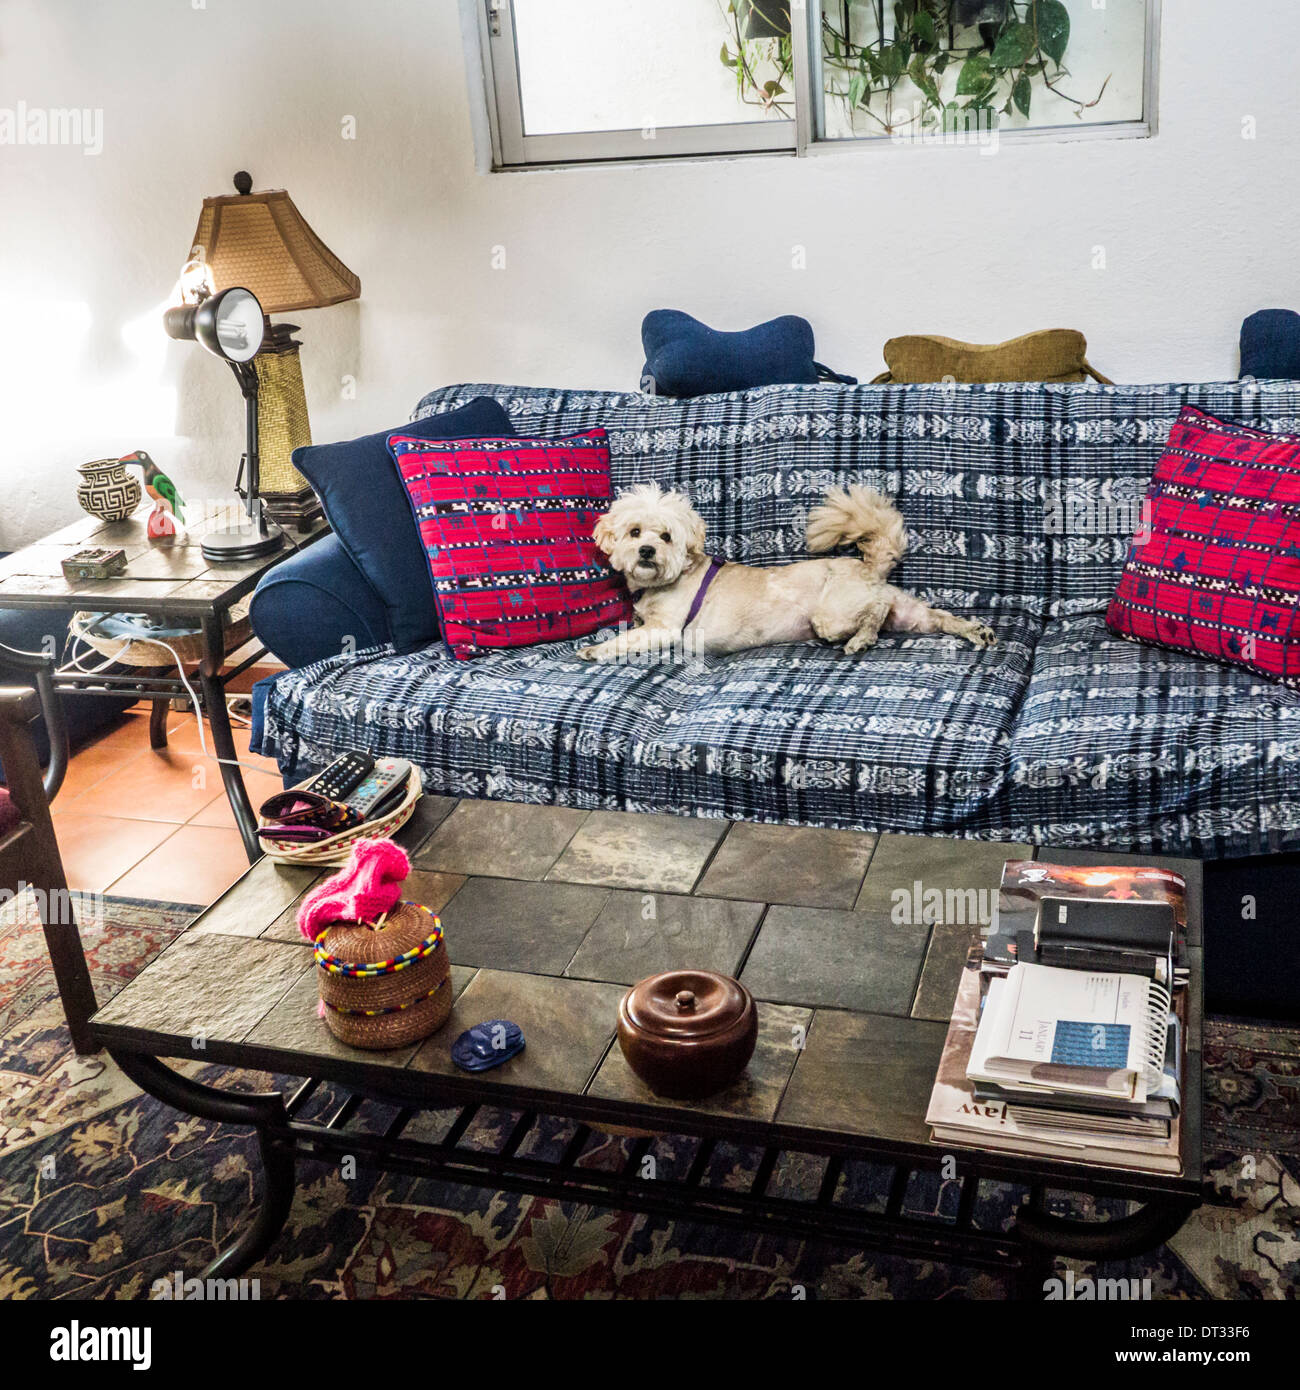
188;172;360;314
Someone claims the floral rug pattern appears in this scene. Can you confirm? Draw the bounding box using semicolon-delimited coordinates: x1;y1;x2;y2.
0;895;1296;1300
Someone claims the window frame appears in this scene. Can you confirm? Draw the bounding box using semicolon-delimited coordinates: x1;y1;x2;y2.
472;0;1161;171
476;0;797;168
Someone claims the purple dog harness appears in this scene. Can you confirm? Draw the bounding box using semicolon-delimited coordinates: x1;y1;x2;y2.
629;557;722;628
682;557;723;628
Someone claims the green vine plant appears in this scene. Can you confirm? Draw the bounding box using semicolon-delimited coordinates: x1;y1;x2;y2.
719;3;796;117
720;0;1113;137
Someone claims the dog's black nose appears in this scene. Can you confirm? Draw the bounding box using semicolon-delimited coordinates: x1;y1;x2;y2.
638;545;656;560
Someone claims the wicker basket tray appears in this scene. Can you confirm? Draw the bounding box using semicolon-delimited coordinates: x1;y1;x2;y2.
257;767;423;867
69;603;252;668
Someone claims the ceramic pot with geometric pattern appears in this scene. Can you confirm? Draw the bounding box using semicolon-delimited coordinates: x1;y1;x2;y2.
76;458;142;522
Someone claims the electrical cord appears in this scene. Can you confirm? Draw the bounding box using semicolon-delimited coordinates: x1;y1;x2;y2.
64;624;273;780
60;516;313;779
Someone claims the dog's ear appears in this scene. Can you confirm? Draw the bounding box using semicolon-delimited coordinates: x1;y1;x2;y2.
686;511;708;562
666;492;708;561
592;511;617;556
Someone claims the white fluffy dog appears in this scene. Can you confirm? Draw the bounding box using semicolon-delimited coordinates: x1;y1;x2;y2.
578;482;995;662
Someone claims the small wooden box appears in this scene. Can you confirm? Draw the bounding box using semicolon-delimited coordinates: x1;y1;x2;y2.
62;547;128;582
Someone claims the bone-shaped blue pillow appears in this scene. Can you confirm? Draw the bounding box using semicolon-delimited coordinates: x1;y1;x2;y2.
641;309;852;398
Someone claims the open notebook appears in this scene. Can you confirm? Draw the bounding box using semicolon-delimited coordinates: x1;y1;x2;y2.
968;962;1170;1102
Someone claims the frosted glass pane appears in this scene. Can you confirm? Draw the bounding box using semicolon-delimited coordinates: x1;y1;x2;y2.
511;0;792;135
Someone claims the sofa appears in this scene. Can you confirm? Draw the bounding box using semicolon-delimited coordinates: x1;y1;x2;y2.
251;376;1300;866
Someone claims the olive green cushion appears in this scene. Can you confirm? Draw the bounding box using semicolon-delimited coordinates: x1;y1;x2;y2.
872;329;1112;385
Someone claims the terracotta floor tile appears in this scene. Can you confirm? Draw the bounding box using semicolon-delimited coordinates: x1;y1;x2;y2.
66;745;226;824
190;767;284;826
162;715;280;777
50;813;177;895
108;825;251;904
57;736;142;798
159;714;221;755
56;710;163;797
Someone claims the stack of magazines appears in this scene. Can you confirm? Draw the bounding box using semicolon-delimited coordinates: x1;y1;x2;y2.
925;861;1187;1176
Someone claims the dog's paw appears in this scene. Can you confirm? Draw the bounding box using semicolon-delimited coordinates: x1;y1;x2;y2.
966;622;997;649
578;642;621;663
843;630;879;656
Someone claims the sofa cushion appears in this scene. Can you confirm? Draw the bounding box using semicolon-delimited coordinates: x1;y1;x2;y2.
1240;309;1300;381
871;330;1111;385
249;533;389;670
641;310;823;398
1006;613;1300;857
292;396;516;654
387;428;632;661
1106;406;1300;689
257;612;1039;837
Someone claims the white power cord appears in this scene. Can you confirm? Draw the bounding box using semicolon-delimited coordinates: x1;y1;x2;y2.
64;627;273;780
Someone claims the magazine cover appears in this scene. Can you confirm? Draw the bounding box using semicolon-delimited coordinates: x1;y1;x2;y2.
984;861;1188;967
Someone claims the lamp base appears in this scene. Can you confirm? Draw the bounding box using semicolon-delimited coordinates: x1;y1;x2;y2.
261;486;323;534
201;522;286;565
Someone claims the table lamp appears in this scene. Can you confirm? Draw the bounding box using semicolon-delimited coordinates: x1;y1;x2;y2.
169;170;361;534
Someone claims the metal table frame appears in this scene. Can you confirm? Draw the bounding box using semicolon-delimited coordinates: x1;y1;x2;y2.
0;516;327;861
102;1038;1205;1299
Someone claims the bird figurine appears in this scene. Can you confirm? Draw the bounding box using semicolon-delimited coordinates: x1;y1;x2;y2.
120;450;185;541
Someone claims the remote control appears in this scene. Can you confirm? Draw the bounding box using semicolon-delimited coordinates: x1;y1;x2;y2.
307;750;375;802
345;758;413;819
366;776;412;822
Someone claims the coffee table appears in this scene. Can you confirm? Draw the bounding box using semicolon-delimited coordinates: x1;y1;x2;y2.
0;507;327;860
88;800;1204;1296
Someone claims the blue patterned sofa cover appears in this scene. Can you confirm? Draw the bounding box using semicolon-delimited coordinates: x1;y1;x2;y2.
254;379;1300;860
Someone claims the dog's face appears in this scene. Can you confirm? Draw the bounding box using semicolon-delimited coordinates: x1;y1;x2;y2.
593;483;707;589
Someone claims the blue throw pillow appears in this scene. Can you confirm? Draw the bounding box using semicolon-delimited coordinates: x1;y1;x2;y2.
1241;309;1300;381
293;396;515;653
641;309;851;398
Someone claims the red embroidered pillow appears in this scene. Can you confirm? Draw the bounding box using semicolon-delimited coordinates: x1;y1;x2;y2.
387;428;632;660
1106;405;1300;687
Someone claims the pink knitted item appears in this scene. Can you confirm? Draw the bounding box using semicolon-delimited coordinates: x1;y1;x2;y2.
297;838;411;941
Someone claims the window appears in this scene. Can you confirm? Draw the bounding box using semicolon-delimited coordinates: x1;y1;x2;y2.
473;1;1159;169
479;0;797;164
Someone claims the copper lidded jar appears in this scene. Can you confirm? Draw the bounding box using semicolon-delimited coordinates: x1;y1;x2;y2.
617;969;758;1100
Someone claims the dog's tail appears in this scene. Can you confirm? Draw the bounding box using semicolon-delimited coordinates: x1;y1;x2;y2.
805;484;907;579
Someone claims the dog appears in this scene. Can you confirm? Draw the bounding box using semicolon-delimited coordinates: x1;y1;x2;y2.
577;482;995;662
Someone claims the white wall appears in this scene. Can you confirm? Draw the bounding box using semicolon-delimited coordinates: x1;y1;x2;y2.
1;0;1297;549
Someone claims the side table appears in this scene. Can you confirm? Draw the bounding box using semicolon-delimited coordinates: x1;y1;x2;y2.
0;507;327;862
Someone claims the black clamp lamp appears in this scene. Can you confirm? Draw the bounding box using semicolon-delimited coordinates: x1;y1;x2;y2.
163;286;286;564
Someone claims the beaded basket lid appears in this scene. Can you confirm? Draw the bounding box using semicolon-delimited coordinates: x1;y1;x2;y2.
319;902;436;966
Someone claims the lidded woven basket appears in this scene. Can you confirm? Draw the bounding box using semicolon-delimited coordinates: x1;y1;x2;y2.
315;902;451;1049
298;837;452;1051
